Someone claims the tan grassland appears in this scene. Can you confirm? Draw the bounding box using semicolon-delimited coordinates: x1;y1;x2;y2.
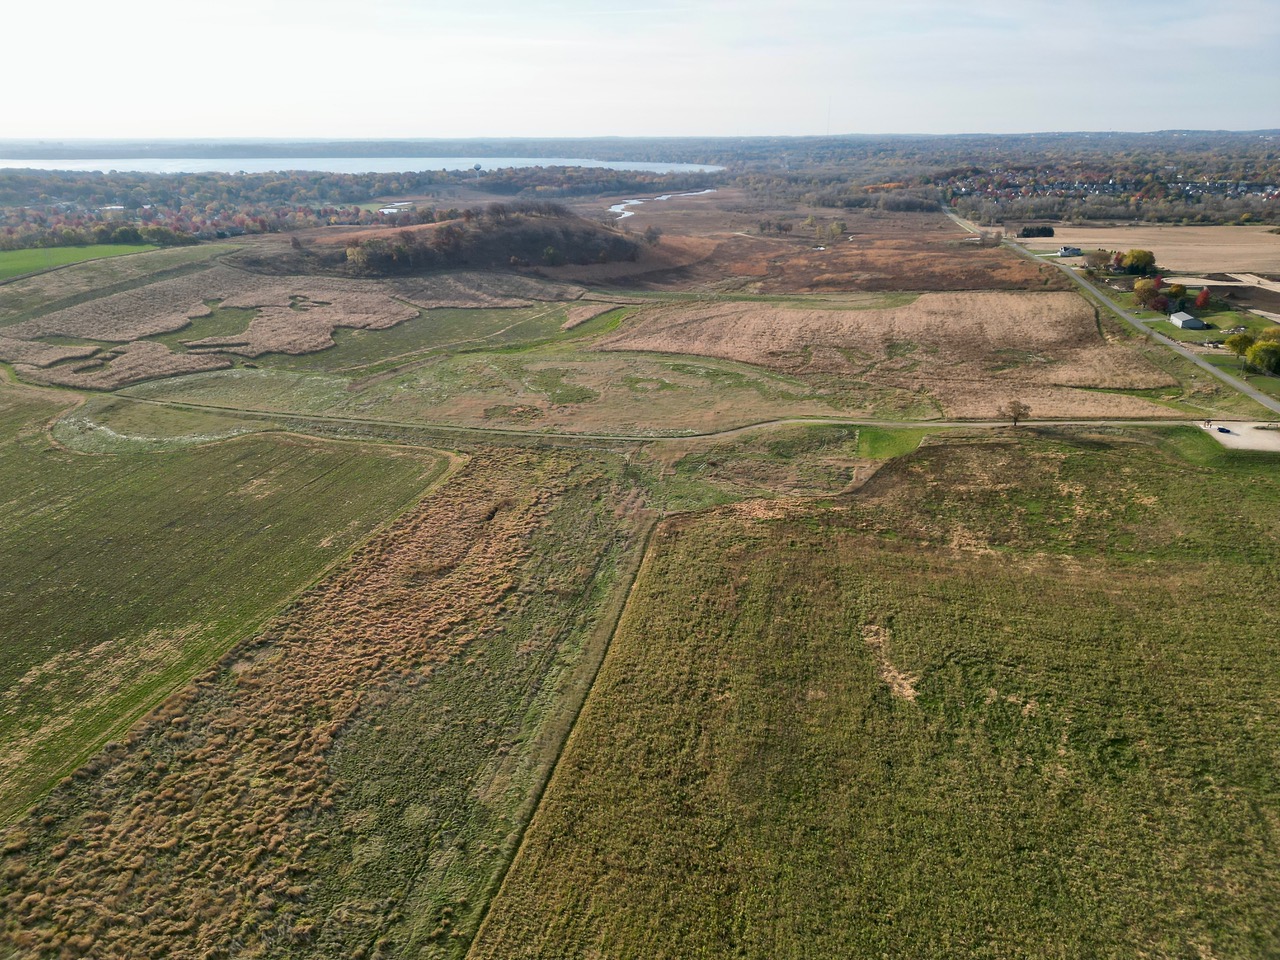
16;341;232;391
0;450;609;957
1035;224;1280;273
186;295;418;357
0;336;100;368
599;291;1179;418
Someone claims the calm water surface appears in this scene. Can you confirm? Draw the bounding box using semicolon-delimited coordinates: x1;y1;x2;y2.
0;157;723;175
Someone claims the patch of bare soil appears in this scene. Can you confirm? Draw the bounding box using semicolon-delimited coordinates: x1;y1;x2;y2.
862;624;918;700
598;291;1178;418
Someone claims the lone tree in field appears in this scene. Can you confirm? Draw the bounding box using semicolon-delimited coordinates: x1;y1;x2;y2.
998;399;1031;426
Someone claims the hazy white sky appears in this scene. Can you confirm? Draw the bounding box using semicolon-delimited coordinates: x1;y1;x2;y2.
8;0;1278;139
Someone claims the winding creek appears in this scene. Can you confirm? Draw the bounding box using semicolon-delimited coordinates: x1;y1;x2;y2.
609;188;717;219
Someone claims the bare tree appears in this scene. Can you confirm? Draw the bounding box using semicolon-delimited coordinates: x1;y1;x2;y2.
998;399;1031;427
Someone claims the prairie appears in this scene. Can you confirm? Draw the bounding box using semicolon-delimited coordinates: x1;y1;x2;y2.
0;447;648;959
2;170;1278;960
598;291;1181;419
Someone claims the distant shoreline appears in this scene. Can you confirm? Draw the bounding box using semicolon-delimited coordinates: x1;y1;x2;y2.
0;157;724;176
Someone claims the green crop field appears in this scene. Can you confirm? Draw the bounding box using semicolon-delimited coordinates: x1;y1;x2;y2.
0;383;449;823
472;429;1280;959
0;245;156;281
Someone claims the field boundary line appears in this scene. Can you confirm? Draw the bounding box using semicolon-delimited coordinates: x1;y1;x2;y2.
464;511;661;958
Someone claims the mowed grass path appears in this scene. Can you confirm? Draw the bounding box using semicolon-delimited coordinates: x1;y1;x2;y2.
0;245;156;281
0;386;448;823
472;430;1280;959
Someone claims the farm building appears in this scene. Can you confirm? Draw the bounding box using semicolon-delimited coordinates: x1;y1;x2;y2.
1170;312;1207;329
1058;246;1083;257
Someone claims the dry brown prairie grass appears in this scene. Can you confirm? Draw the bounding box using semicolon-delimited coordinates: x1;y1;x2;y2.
186;295;418;357
6;267;578;348
0;336;100;368
16;341;231;390
599;291;1179;418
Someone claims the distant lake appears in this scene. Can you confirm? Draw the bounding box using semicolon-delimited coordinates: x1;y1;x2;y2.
0;157;723;175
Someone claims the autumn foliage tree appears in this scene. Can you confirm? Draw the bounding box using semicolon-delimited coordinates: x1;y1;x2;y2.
1195;288;1211;309
1246;341;1280;375
1133;278;1159;308
1121;249;1157;274
1224;332;1255;366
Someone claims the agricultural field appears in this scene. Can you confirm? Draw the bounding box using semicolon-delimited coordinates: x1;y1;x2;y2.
472;429;1280;959
0;380;450;823
0;245;157;281
1028;224;1280;274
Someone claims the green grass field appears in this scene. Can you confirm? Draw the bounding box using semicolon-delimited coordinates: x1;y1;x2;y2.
472;429;1280;959
0;384;449;823
0;245;156;281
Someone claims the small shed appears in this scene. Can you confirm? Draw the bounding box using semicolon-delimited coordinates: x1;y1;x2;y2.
1170;311;1207;329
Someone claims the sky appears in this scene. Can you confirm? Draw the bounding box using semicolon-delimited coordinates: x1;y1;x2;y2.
7;0;1278;140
